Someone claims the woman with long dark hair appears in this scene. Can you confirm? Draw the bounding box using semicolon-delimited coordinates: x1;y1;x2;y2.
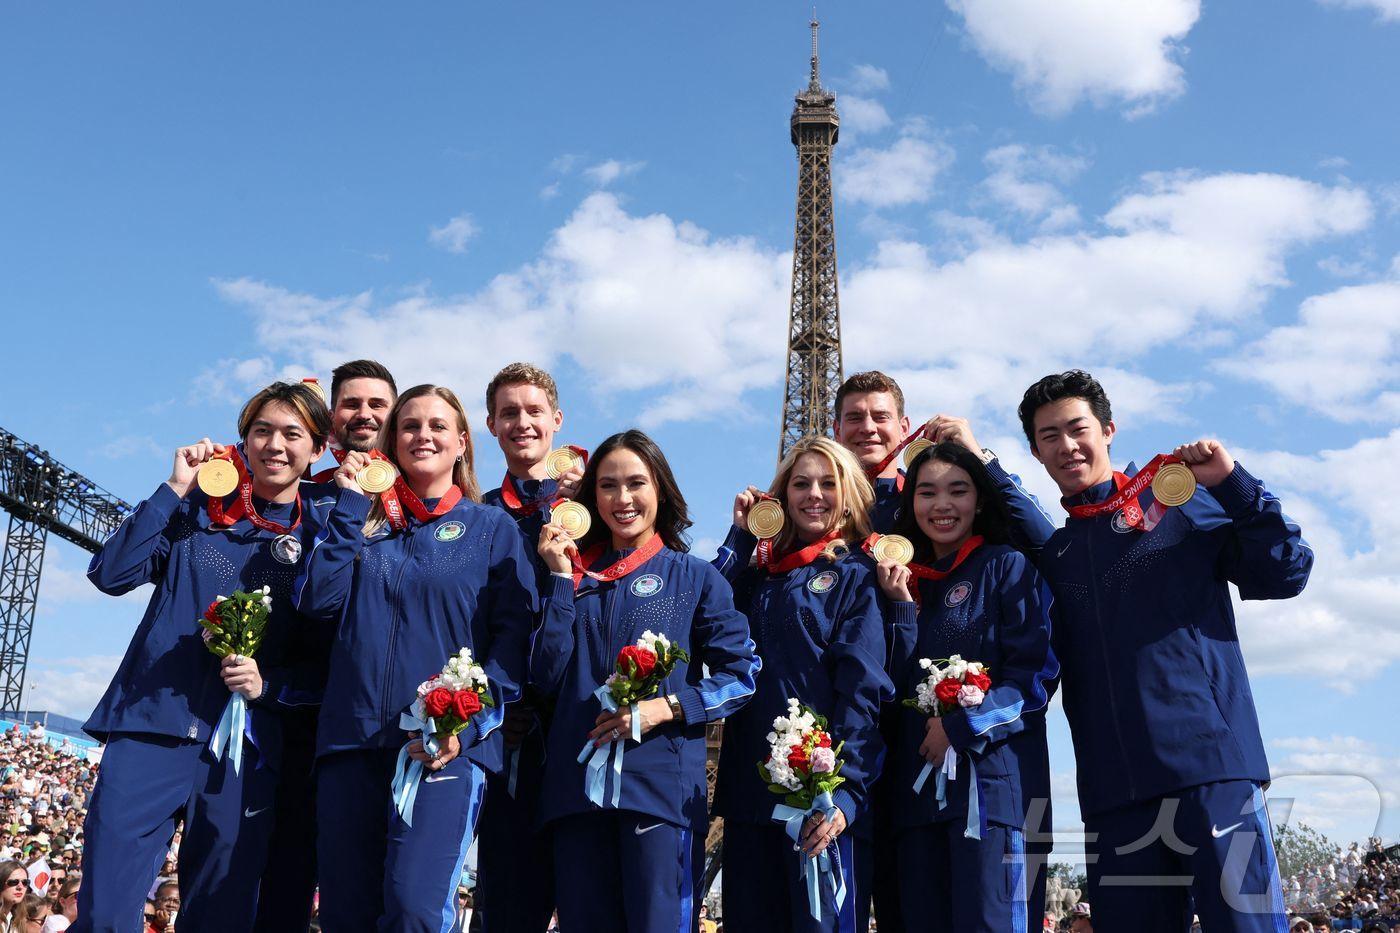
716;437;892;933
874;441;1057;932
532;429;760;931
294;384;536;931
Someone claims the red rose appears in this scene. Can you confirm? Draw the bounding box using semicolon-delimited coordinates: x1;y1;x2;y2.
966;671;992;693
203;601;222;626
934;678;963;706
617;645;658;680
787;744;810;773
423;687;453;719
452;690;482;720
816;732;832;749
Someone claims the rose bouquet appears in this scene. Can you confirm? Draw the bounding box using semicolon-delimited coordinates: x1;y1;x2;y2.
197;586;272;775
578;631;688;808
759;699;849;921
393;647;494;826
905;655;990;840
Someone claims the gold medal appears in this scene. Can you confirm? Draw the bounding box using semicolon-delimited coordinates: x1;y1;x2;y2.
1151;462;1197;508
871;534;915;566
197;459;239;498
545;447;583;481
357;460;398;494
301;378;327;405
552;500;592;540
901;437;933;468
746;499;785;539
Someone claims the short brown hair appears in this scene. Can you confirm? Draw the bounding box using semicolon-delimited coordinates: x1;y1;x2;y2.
330;360;397;407
236;382;333;449
486;362;559;418
834;370;905;421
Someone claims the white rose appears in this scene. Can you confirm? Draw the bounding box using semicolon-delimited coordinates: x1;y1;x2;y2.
957;684;985;708
811;747;837;773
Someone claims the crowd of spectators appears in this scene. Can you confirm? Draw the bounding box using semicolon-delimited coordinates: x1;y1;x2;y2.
1285;837;1400;931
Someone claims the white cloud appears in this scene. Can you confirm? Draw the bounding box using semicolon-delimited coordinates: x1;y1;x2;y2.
842;172;1370;424
583;159;645;187
846;64;891;94
838;124;956;208
982;144;1089;230
1317;0;1400;22
1220;278;1400;422
428;213;479;254
539;181;561;201
947;0;1200;116
26;655;125;720
1269;736;1398;840
213;192;789;426
840;96;893;135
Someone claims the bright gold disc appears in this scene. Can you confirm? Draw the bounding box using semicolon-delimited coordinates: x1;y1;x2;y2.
553;500;592;540
545;448;583;481
197;459;239;498
872;534;915;566
746;499;785;539
901;438;934;468
357;460;398;494
301;379;327;405
1151;462;1197;508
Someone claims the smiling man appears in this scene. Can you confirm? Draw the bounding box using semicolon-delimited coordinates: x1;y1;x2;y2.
1021;370;1313;932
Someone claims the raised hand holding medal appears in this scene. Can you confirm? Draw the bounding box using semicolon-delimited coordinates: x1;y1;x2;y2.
1170;439;1235;489
334;450;374;494
166;438;223;499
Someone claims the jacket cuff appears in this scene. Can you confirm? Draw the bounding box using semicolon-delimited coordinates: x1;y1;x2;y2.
1206;463;1262;519
941;708;977;752
727;523;759;550
890;600;919;627
832;788;859;827
335;486;374;521
548;573;576;600
677;686;708;725
150;481;184;517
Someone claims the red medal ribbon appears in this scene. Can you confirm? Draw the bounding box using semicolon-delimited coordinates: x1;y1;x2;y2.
759;529;842;575
1063;454;1180;532
499;446;590;517
308;447;348;484
864;419;929;481
206;447;303;534
395;483;463;526
570;532;665;591
893;535;984;606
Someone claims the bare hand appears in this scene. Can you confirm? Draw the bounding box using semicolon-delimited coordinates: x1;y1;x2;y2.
1171;439;1235;487
555;464;585;501
588;697;672;747
538;523;577;575
167;439;223;498
926;414;979;454
407;731;461;771
220;654;264;701
876;561;914;602
919;716;951;764
732;486;765;529
501;704;535;751
799;806;847;857
334;451;372;493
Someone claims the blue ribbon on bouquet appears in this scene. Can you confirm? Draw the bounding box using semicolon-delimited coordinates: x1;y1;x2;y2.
391;710;439;827
576;684;639;808
771;790;847;922
209;693;249;775
914;745;982;840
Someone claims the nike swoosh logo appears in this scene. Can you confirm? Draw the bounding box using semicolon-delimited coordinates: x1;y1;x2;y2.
424;774;459;784
1211;822;1244;838
1056;542;1071;558
634;821;664;836
244;806;269;818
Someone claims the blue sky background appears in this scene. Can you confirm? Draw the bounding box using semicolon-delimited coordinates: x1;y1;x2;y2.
3;1;1398;857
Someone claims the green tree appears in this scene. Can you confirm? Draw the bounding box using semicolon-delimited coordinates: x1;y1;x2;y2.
1273;822;1339;880
1048;861;1088;891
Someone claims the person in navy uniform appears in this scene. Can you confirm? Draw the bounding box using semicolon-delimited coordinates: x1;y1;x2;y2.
716;437;892;933
477;362;584;933
256;358;399;933
76;381;332;933
873;441;1058;932
294;384;537;932
1019;370;1313;932
531;430;760;932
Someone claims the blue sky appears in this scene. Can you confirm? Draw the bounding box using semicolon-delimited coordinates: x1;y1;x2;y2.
3;1;1398;854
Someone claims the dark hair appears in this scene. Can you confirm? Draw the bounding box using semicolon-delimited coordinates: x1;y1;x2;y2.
834;370;905;421
236;382;333;451
893;441;1012;563
330;359;398;407
575;430;691;553
1017;369;1112;450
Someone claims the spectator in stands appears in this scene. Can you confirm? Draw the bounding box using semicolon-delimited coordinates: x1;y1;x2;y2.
41;874;77;932
16;894;48;931
1;861;29;930
1068;902;1092;933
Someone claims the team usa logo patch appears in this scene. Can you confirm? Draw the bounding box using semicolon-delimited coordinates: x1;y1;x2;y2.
1111;510;1135;534
435;521;465;543
944;582;972;608
807;570;839;594
630;573;663;598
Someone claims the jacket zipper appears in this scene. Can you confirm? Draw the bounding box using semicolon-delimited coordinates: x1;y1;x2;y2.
1086;523;1136;800
381;525;417;729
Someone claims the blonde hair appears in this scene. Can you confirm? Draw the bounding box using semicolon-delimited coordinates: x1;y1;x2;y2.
365;384;481;536
766;437;873;562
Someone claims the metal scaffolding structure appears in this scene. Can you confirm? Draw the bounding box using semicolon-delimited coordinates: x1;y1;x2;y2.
0;426;131;713
778;16;844;461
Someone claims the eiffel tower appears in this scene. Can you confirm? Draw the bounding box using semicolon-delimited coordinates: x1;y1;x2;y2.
778;15;843;460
